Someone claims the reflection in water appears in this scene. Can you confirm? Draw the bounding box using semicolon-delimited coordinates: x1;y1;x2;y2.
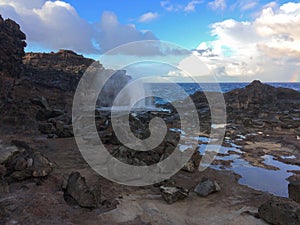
205;145;300;197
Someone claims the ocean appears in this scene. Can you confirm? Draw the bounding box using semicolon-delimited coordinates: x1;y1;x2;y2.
150;82;300;104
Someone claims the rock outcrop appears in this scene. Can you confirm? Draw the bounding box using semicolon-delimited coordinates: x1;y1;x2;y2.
23;50;96;91
225;80;300;110
0;15;26;77
258;198;300;225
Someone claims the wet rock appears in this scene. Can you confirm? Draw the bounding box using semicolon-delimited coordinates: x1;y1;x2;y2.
289;181;300;203
3;149;53;182
160;186;189;204
38;123;55;134
258;198;300;225
194;177;221;197
64;172;99;208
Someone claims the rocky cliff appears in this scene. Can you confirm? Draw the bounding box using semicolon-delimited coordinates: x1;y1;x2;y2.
0;15;26;77
23;50;95;75
23;50;96;91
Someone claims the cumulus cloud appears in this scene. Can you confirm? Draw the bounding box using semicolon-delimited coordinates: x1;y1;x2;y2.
95;12;157;53
208;0;226;11
0;0;157;54
138;12;159;23
196;2;300;81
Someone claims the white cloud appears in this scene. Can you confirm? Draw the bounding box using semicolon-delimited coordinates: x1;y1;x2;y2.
240;1;257;11
196;2;300;81
96;12;157;53
160;0;202;13
0;0;157;54
160;0;175;12
139;12;159;23
208;0;226;11
184;0;202;12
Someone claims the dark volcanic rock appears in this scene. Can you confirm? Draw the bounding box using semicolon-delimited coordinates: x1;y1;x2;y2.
160;186;189;204
225;80;300;110
258;198;300;225
289;181;300;203
194;177;221;197
0;15;26;77
64;172;99;208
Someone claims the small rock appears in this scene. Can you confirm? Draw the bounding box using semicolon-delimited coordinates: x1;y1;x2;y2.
160;186;189;204
181;150;201;173
38;123;55;134
36;109;64;121
30;97;49;109
289;181;300;203
55;121;73;138
258;198;300;225
194;177;221;197
64;172;99;208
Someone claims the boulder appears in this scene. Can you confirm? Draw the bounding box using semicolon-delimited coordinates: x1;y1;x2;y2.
64;172;99;208
2;149;53;182
289;181;300;203
194;177;221;197
160;186;189;204
258;198;300;225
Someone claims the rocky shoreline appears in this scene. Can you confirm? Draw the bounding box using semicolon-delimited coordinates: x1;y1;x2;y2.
0;16;300;224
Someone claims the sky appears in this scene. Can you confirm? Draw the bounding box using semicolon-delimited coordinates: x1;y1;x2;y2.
0;0;300;82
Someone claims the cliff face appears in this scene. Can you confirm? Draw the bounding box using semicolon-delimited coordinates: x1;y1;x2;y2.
0;15;26;77
23;50;96;91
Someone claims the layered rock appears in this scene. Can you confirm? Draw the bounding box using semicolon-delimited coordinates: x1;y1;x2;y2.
0;15;26;77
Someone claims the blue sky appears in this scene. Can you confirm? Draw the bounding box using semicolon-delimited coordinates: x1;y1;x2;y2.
0;0;300;81
60;0;277;50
